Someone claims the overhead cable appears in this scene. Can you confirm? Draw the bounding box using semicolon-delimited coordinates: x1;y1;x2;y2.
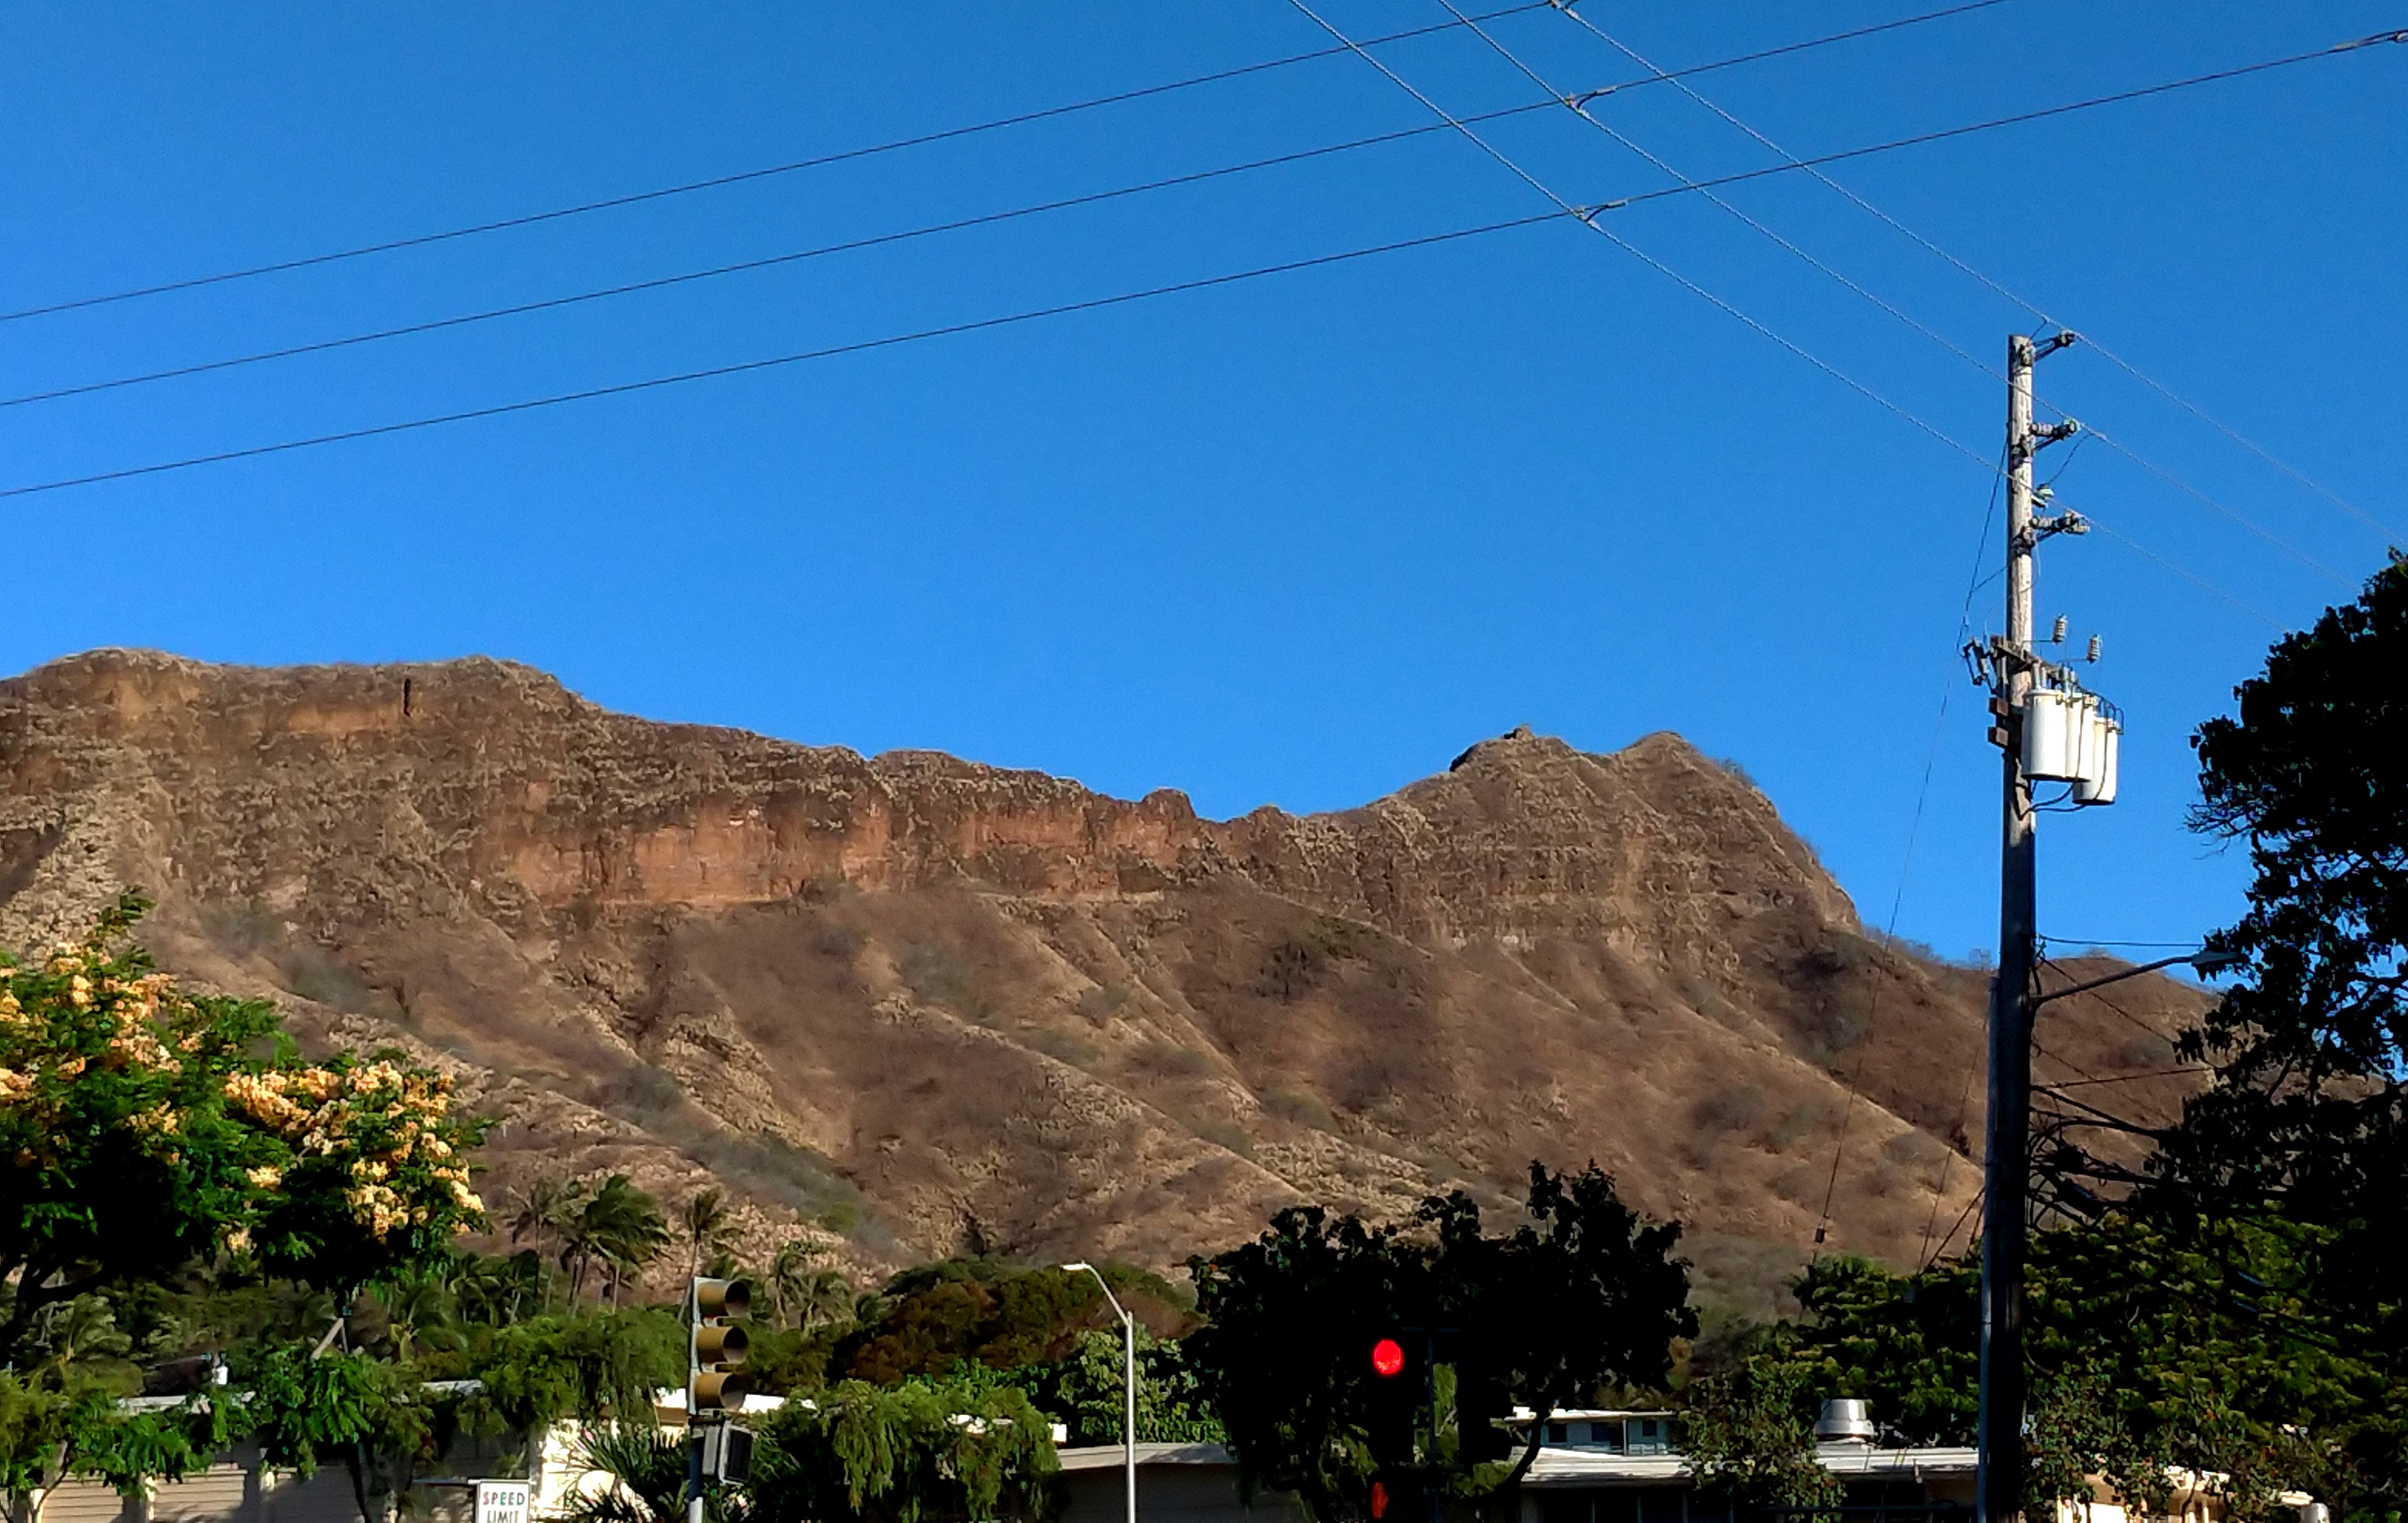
0;108;1563;410
14;31;2332;415
0;0;2009;327
1555;4;2408;546
1291;0;2284;633
0;211;1569;502
2042;1066;2213;1089
1479;4;2357;591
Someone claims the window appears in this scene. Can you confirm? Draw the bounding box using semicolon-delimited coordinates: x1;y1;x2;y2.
1587;1422;1624;1452
1546;1423;1569;1444
1628;1419;1669;1455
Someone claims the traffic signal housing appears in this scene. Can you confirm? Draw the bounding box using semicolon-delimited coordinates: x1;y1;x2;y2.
1452;1344;1512;1465
691;1277;751;1413
1365;1333;1421;1468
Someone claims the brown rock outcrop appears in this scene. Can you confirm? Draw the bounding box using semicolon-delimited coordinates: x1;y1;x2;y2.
0;650;2211;1310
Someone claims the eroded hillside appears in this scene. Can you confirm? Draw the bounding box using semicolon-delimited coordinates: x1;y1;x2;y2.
0;651;2211;1311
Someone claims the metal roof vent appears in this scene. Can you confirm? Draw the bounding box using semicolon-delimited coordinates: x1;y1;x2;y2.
1815;1398;1876;1443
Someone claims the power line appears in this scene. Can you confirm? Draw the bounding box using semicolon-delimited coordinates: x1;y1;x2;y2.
2077;427;2355;589
13;28;2373;428
1922;1185;1982;1268
1552;6;2362;595
1914;454;2011;1268
2085;519;2284;629
0;108;1564;410
2041;1066;2212;1089
0;1;2010;328
2035;956;2194;1055
1441;0;2003;390
1556;5;2408;548
1291;0;2041;1263
1579;32;2408;218
0;6;1545;326
2085;344;2403;545
1299;0;2285;652
0;211;1570;502
1409;4;2276;1254
1565;0;2014;106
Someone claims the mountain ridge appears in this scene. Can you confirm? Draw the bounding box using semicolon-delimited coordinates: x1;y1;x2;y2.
0;648;2209;1312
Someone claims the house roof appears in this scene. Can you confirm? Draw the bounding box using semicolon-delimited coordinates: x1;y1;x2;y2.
1522;1443;1979;1489
1052;1441;1979;1486
1057;1443;1239;1472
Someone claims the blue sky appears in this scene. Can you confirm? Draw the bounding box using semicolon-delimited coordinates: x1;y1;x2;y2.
2;2;2400;965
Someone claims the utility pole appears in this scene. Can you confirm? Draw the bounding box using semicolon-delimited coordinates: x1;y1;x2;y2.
1977;332;2079;1523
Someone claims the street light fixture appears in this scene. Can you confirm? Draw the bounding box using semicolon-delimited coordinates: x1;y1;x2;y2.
2030;947;2243;1010
1063;1263;1136;1523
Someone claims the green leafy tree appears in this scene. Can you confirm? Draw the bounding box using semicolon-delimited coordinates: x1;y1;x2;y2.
0;894;485;1359
2175;552;2407;1186
2146;554;2408;1516
747;1375;1059;1523
1680;1355;1842;1511
1787;1255;1979;1444
1187;1163;1695;1523
1784;1215;2394;1522
1020;1325;1224;1445
835;1257;1181;1382
461;1306;687;1437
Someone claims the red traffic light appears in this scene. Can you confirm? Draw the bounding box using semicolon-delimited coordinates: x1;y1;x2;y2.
1370;1337;1406;1378
1370;1481;1391;1519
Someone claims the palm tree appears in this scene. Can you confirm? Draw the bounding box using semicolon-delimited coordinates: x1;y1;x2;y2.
797;1268;853;1332
578;1174;671;1305
683;1188;730;1278
510;1175;585;1312
31;1294;134;1380
767;1238;814;1328
452;1251;543;1328
561;1425;704;1523
375;1267;462;1360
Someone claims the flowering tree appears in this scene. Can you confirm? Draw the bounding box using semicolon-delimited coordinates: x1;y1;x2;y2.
0;892;486;1362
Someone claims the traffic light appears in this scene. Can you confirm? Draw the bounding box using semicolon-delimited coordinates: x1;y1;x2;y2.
699;1420;754;1484
1365;1334;1419;1468
1364;1331;1424;1522
1452;1345;1512;1464
690;1277;751;1412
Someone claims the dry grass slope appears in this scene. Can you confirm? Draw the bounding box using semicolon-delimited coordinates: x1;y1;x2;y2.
0;651;2216;1314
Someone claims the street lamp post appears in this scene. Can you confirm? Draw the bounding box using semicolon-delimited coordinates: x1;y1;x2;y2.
2030;948;2243;1011
1064;1263;1137;1523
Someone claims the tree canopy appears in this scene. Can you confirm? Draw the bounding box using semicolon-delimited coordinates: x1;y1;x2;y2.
2158;557;2406;1328
0;892;485;1360
1187;1163;1694;1523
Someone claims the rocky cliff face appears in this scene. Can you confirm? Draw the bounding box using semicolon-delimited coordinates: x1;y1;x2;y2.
0;650;2210;1310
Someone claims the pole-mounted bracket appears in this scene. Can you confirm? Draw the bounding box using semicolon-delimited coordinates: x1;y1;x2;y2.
2035;330;2080;359
2014;510;2089;552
